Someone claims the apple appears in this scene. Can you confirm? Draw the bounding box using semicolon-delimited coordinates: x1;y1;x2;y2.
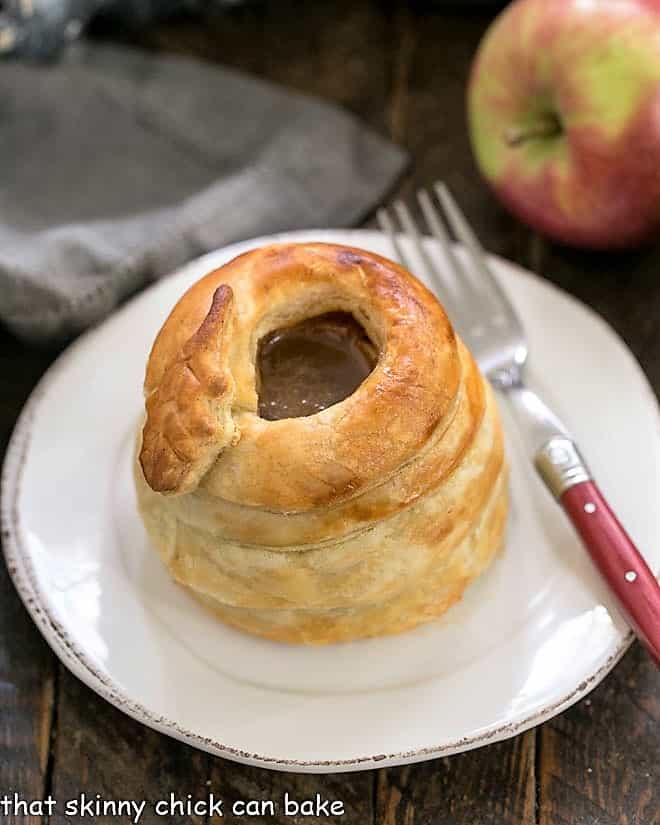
468;0;660;248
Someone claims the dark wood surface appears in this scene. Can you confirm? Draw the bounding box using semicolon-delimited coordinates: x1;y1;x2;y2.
1;3;658;824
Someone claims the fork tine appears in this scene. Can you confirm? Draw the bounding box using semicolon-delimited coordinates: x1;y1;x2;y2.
380;200;459;313
435;182;486;261
435;182;521;326
376;207;412;272
390;199;465;325
417;189;458;272
417;188;477;326
392;199;445;287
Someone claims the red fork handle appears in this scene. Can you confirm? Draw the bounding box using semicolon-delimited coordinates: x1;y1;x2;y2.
560;480;660;665
535;436;660;666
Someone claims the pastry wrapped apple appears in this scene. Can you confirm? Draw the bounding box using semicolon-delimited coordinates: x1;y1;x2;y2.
135;243;507;644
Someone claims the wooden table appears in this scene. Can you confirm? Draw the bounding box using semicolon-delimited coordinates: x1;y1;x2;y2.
1;3;658;823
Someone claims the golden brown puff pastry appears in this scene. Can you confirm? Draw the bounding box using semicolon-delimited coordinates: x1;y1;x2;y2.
135;242;508;644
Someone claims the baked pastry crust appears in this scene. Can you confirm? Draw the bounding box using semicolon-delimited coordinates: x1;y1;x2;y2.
140;284;238;496
135;242;507;644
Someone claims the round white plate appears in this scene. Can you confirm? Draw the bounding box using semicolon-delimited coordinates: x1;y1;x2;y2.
3;229;659;773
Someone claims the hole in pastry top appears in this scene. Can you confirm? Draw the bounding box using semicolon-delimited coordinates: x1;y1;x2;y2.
256;311;379;421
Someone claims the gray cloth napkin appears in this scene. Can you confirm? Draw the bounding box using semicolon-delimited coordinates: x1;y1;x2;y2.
1;44;406;344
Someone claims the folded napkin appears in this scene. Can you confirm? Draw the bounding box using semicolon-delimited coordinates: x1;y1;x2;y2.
1;44;406;344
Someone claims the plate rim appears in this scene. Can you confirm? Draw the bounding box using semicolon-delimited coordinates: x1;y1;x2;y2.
2;228;650;773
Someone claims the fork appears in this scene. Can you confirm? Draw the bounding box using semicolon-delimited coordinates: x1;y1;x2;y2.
378;182;660;665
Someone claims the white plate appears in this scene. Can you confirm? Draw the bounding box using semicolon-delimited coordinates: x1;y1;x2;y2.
3;229;659;773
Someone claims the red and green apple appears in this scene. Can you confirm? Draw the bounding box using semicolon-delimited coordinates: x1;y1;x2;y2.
468;0;660;248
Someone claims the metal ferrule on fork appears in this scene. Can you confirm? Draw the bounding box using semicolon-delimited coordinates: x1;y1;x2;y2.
534;436;592;499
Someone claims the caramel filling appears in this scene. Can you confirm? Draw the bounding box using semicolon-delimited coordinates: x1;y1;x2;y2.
257;312;377;420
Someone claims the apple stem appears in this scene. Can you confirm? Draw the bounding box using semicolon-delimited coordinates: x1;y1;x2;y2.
505;115;562;147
